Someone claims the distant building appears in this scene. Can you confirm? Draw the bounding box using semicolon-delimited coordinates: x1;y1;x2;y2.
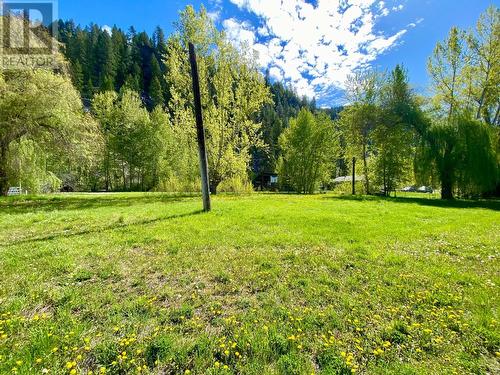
254;172;279;191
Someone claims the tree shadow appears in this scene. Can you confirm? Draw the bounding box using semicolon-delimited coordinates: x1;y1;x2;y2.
2;209;205;247
324;194;500;211
0;193;201;215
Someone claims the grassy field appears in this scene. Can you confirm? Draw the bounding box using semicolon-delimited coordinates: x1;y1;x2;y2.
0;193;499;375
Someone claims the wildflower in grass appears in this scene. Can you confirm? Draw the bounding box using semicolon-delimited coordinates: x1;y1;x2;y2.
215;361;220;368
70;369;77;375
184;370;191;374
36;358;42;364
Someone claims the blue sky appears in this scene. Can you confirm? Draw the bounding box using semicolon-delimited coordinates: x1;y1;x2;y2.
58;0;498;107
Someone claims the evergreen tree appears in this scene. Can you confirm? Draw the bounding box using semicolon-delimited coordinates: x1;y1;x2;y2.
71;60;84;92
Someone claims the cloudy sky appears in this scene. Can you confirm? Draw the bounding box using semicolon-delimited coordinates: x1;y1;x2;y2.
59;0;496;107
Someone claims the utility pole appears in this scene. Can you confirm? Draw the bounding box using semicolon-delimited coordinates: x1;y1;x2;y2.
188;42;211;212
352;157;356;195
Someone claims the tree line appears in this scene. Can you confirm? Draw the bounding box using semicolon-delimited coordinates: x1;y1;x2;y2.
279;6;499;199
0;5;498;199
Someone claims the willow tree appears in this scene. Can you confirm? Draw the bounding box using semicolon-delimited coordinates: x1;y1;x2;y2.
278;109;337;194
417;117;497;199
0;70;98;195
165;6;271;194
424;8;499;198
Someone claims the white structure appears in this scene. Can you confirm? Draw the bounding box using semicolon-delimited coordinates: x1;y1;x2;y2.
333;176;365;183
7;187;21;196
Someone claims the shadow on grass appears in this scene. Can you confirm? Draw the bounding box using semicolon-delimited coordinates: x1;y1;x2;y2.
2;209;205;247
0;193;200;215
324;194;500;211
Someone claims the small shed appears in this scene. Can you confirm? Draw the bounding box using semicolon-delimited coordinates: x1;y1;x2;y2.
254;172;279;191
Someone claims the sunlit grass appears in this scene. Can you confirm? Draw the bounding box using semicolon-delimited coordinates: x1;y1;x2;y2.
0;193;499;374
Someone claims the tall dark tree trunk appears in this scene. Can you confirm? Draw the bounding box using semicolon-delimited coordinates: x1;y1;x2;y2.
441;174;454;199
210;180;218;195
440;146;454;199
440;162;454;200
0;143;8;196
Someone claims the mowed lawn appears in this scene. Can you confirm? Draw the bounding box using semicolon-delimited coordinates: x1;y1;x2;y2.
0;193;499;375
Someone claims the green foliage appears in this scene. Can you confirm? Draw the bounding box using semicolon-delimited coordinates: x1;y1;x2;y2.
418;116;497;198
7;139;62;193
424;6;500;198
339;70;383;194
0;69;99;194
166;6;271;194
92;89;168;191
278;109;337;193
217;176;254;194
372;66;416;195
254;72;318;175
56;20;169;104
339;66;417;195
428;26;468;121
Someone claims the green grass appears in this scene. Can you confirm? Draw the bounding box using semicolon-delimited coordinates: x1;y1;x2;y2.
0;192;499;374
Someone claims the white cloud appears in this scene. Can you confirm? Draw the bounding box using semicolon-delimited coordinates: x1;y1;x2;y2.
102;25;112;35
208;0;223;22
269;66;284;81
223;18;256;46
208;11;221;22
223;0;408;102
